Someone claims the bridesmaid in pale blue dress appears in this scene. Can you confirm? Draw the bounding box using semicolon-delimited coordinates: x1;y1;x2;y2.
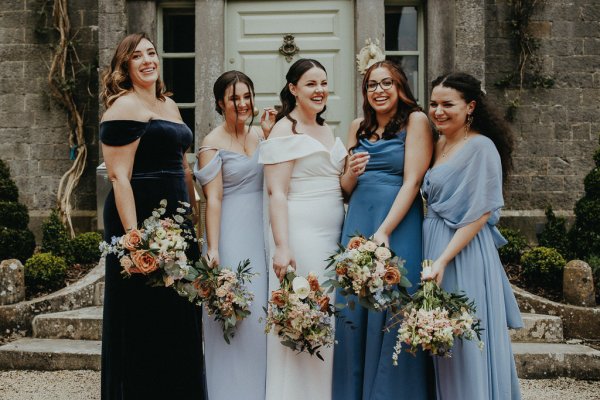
333;61;435;400
422;72;522;399
194;71;275;400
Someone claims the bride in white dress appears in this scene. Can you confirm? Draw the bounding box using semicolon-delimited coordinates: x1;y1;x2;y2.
259;58;346;400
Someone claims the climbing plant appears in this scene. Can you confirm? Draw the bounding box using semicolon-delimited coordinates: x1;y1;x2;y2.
37;0;94;237
494;0;554;121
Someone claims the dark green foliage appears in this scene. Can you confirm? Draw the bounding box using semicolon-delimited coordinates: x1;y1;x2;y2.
0;159;36;263
0;160;18;202
521;247;566;290
538;207;570;259
41;210;73;264
24;252;68;288
0;227;36;263
0;201;30;230
569;136;600;259
498;227;528;264
70;231;102;264
586;255;600;303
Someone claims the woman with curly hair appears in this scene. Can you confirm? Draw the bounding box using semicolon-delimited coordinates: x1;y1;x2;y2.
332;60;435;400
422;72;523;399
99;33;205;399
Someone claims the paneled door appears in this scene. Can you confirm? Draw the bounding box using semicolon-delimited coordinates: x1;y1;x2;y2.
226;0;355;138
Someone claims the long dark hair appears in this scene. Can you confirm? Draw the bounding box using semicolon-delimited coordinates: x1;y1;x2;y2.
356;61;421;143
213;70;256;130
276;58;327;134
431;72;514;182
100;32;169;108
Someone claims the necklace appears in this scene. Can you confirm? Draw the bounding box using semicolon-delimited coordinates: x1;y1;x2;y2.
440;134;468;158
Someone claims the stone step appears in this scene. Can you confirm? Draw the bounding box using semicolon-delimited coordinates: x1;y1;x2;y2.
510;313;563;343
94;281;104;306
513;342;600;380
0;338;101;370
32;306;103;340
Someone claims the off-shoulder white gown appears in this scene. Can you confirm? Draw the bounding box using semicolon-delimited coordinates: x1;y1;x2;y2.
259;134;347;400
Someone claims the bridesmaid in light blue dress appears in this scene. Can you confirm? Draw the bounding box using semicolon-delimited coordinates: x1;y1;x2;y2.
333;61;435;400
194;71;275;400
422;72;522;399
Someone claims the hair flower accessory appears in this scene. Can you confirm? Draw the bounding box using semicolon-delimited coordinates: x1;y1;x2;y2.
356;38;385;75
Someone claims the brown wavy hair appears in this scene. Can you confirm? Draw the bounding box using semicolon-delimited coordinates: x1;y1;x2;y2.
355;60;421;145
213;70;256;129
100;32;170;108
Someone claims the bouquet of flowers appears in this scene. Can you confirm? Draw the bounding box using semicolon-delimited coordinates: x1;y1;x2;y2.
264;270;335;360
175;258;255;343
326;234;411;311
100;199;199;288
389;260;483;364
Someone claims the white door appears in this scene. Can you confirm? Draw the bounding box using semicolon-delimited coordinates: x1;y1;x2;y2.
225;0;355;138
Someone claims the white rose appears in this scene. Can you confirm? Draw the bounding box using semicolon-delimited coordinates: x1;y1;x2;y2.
292;276;310;299
374;246;392;261
363;241;378;252
155;228;167;239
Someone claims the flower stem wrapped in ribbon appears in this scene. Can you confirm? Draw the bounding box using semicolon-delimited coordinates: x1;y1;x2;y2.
325;233;411;311
174;258;255;344
264;269;335;360
388;260;484;365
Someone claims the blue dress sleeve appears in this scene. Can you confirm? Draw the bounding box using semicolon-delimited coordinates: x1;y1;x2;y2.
429;137;505;243
193;148;222;186
99;120;148;146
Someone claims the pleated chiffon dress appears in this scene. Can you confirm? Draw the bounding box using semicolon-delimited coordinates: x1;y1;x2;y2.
193;146;268;400
422;134;523;400
100;119;205;400
332;131;435;400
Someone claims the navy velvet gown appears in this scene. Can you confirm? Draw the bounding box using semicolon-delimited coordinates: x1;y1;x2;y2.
100;119;205;400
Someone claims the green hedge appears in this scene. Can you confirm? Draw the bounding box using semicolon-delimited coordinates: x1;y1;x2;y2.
70;232;103;264
0;227;36;263
25;252;68;287
498;227;528;264
521;246;566;289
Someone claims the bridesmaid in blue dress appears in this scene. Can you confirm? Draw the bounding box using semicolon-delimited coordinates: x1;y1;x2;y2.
333;61;435;400
100;33;205;399
194;71;275;400
422;72;522;399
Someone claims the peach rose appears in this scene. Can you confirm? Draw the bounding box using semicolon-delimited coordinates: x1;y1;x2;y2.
193;279;212;298
347;236;365;250
271;289;286;307
336;265;348;276
130;250;159;274
121;228;143;251
383;267;401;285
307;274;321;292
318;295;330;312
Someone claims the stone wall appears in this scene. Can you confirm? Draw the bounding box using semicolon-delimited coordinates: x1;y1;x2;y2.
486;0;599;224
0;0;99;237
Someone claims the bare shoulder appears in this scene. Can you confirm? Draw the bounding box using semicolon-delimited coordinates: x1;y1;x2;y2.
346;118;363;148
201;127;226;149
162;97;183;120
407;110;429;126
102;93;148;122
406;111;431;136
268;118;294;139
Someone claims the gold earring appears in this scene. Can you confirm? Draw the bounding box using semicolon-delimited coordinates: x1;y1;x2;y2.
253;106;259;117
464;113;473;140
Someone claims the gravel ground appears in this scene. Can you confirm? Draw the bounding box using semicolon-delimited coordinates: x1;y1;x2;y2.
0;371;599;400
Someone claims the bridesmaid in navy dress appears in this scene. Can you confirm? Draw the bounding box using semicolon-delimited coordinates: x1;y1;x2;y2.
332;61;435;400
422;72;522;399
194;71;275;400
99;33;205;399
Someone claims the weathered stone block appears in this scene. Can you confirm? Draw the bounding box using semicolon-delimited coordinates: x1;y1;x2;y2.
563;260;596;307
0;259;25;305
532;175;565;192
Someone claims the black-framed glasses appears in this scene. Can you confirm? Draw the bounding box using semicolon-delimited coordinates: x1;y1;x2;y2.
365;78;394;92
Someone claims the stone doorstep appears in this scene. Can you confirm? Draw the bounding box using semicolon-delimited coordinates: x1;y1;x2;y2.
33;306;103;341
510;313;564;343
512;342;600;380
0;338;101;371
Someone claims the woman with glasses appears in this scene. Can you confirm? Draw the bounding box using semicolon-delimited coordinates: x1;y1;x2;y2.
332;60;435;400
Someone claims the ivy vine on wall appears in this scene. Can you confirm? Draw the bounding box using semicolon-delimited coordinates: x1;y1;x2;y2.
36;0;94;236
494;0;554;121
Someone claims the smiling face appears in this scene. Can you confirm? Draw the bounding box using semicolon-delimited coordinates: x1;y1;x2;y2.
429;85;475;135
127;38;159;89
289;66;328;113
365;67;399;116
219;81;254;123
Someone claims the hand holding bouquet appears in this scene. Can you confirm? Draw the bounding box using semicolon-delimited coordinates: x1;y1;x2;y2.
264;269;335;360
389;260;483;364
100;199;199;287
175;258;255;343
326;234;411;311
